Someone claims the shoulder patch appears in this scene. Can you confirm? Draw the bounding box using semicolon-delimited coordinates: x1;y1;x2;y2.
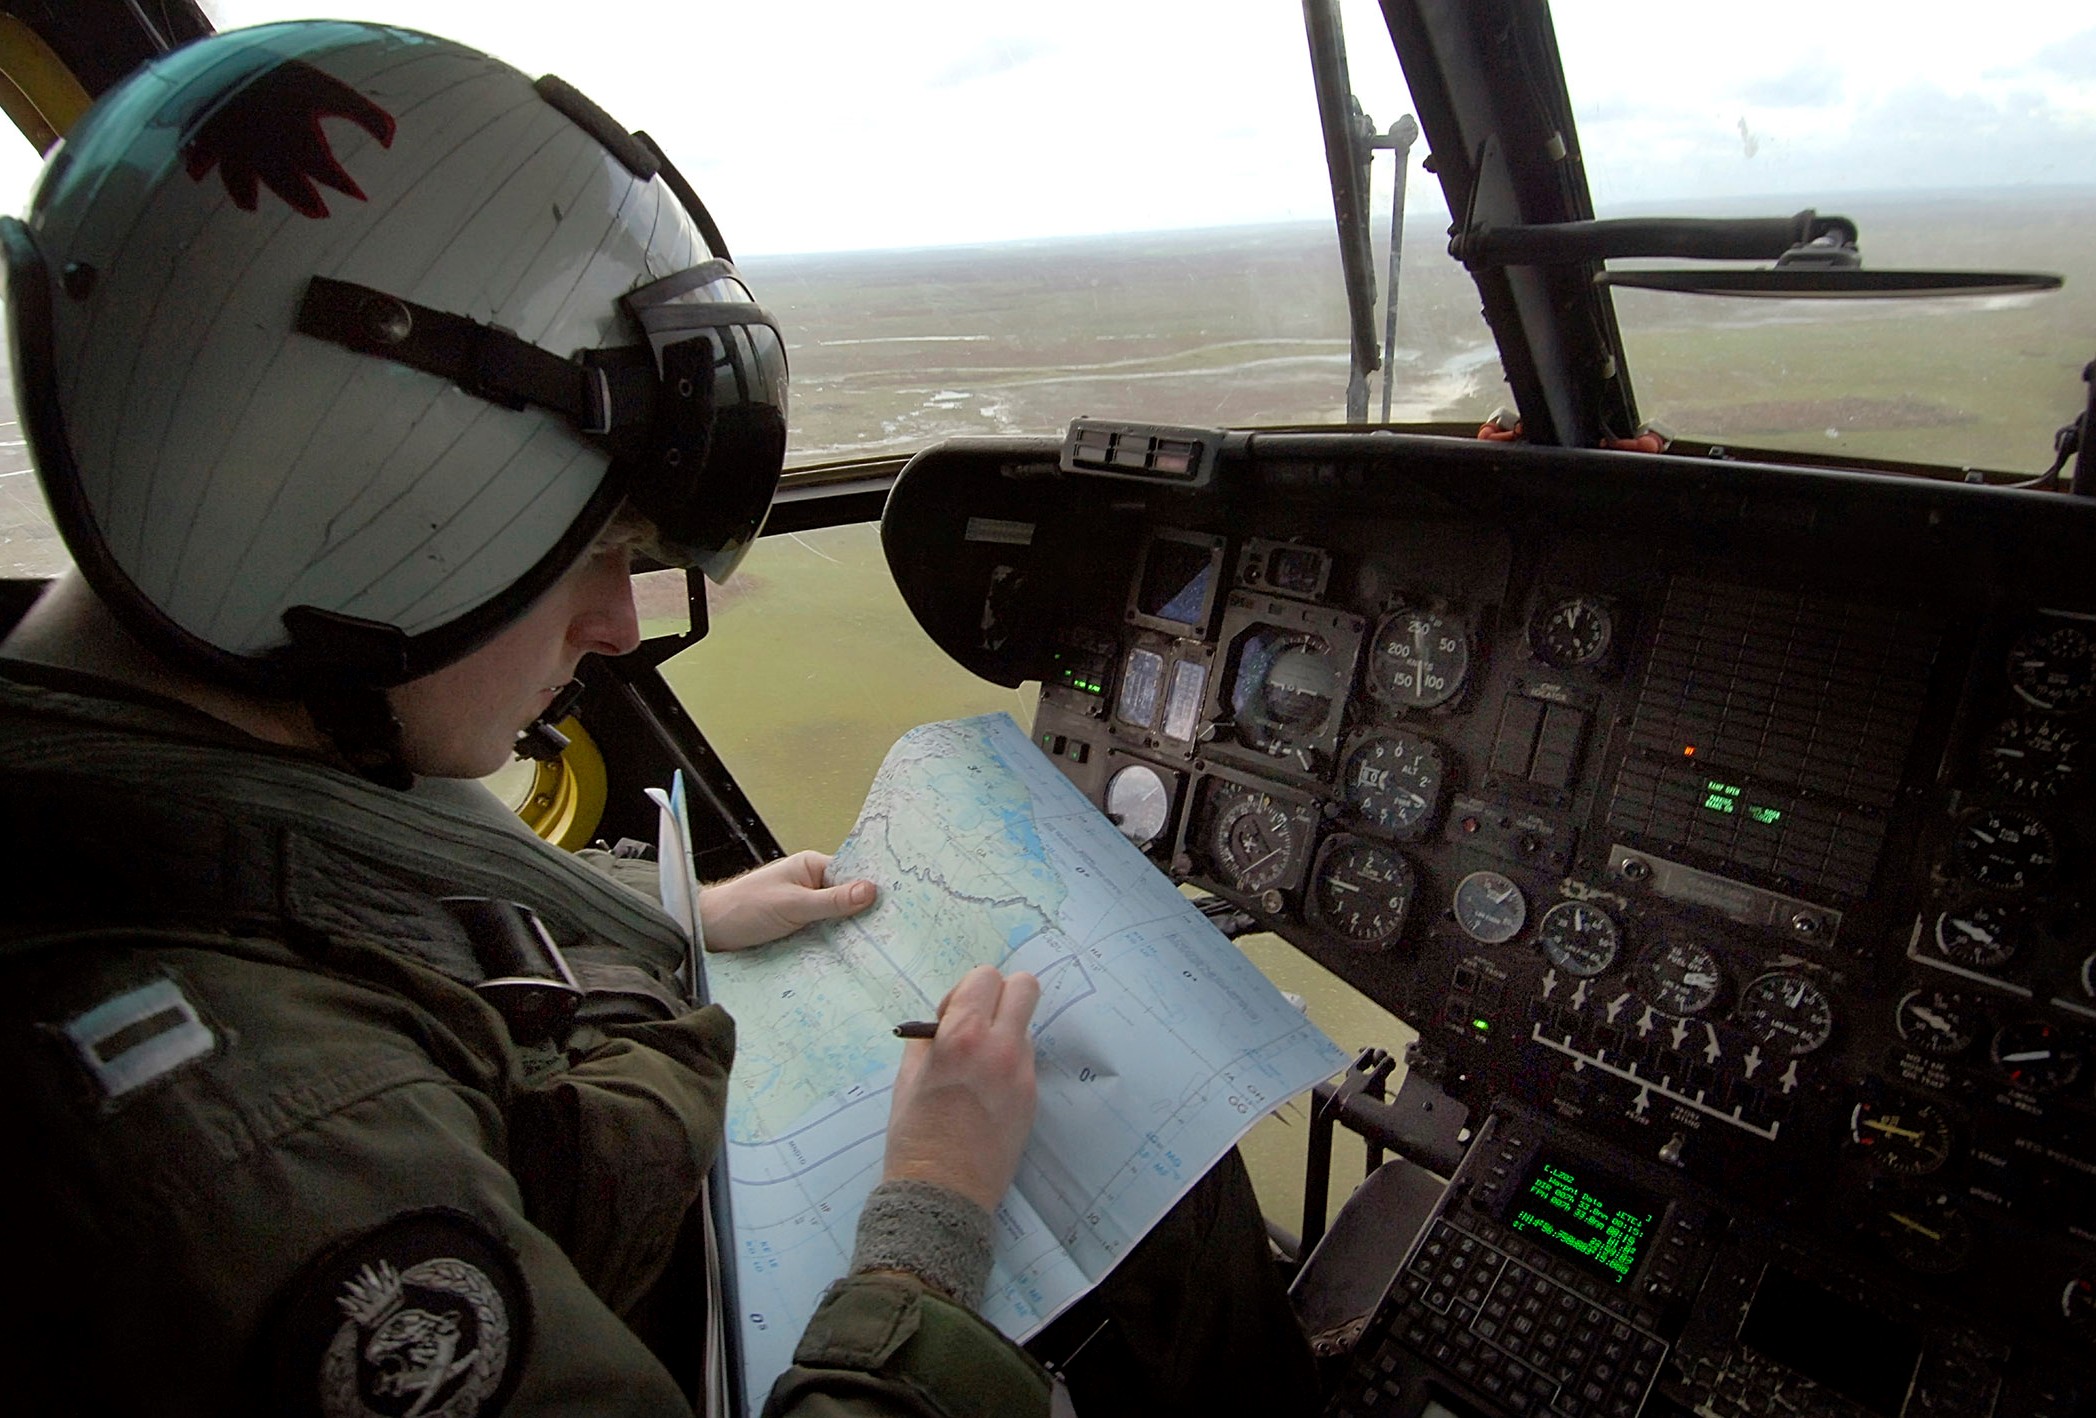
60;975;216;1100
269;1209;531;1418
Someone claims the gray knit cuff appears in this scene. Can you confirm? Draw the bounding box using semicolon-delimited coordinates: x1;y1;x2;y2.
848;1179;995;1310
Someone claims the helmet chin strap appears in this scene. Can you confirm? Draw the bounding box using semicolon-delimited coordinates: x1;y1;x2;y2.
515;679;587;762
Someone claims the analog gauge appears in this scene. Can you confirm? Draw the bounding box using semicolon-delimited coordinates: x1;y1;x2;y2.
1989;1019;2084;1092
1453;870;1527;944
1103;764;1172;850
1932;902;2026;971
1951;807;2059;891
1979;715;2085;799
1866;1192;1973;1274
1367;608;1471;710
1529;595;1614;669
1230;630;1338;745
1116;647;1165;728
2008;622;2096;713
1736;971;1836;1057
1535;900;1622;978
2064;1278;2096;1344
1895;987;1983;1057
1343;731;1448;839
1633;939;1725;1016
1849;1098;1955;1176
2084;952;2096;1001
1311;837;1418;947
1205;787;1304;895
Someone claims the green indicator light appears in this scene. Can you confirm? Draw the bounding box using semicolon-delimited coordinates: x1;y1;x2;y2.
1704;780;1741;797
1472;1018;1491;1032
1747;806;1782;825
1702;793;1736;813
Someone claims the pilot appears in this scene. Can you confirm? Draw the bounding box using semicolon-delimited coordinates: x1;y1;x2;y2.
0;21;1315;1417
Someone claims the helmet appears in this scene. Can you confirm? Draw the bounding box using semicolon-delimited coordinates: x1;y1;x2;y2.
2;21;785;704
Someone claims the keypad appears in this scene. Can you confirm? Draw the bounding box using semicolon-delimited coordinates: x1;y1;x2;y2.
1327;1218;1667;1417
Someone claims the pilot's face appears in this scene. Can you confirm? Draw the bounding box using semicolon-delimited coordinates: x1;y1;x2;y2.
387;531;644;779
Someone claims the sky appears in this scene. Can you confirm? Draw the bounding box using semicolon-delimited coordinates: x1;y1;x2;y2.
1;1;2090;255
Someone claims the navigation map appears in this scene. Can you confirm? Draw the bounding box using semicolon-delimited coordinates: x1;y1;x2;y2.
704;714;1348;1411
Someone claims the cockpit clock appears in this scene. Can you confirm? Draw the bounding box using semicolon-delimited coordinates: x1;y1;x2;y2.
1528;593;1618;671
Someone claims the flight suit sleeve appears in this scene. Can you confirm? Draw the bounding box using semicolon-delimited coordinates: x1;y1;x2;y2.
764;1274;1052;1418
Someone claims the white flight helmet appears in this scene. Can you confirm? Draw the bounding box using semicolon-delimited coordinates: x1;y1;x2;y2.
3;21;785;773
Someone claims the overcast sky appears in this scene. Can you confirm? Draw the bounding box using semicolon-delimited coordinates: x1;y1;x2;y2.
3;2;2090;254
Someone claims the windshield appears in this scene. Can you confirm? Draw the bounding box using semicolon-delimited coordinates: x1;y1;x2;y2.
1558;2;2096;470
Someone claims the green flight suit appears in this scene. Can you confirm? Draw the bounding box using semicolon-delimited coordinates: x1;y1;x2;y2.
0;662;1049;1417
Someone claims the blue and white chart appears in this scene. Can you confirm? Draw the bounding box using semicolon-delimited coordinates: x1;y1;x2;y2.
704;713;1349;1411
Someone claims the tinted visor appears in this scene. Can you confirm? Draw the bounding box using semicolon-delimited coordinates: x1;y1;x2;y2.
620;260;788;583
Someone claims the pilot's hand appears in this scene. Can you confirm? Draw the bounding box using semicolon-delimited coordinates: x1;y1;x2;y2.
883;965;1040;1212
700;850;877;951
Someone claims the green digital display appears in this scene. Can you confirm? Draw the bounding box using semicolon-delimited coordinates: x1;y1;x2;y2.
1507;1159;1660;1286
1700;779;1782;827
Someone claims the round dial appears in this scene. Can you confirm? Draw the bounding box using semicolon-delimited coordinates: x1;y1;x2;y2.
1529;595;1614;669
1979;715;2085;799
1311;837;1418;947
2064;1278;2096;1344
1895;987;1983;1057
1367;608;1471;710
1866;1192;1973;1274
1230;630;1338;745
1952;807;2059;891
1453;870;1527;944
1990;1019;2084;1092
2008;623;2096;712
1932;902;2026;971
1535;900;1622;978
1104;764;1171;850
1849;1098;1954;1176
1207;788;1302;895
1343;731;1448;839
1633;939;1725;1016
1736;971;1836;1057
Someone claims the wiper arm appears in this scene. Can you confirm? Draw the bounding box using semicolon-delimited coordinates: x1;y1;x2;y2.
1451;209;1854;266
1454;207;2061;300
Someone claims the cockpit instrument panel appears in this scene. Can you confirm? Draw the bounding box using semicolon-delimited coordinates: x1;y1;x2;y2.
880;428;2096;1404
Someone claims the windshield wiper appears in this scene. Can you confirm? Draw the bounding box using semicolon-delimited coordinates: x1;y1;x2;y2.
1453;208;2062;299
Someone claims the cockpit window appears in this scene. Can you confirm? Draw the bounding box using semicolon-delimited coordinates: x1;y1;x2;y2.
1558;1;2096;470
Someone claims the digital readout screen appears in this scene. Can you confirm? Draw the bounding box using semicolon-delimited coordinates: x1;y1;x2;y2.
1506;1157;1662;1286
1135;534;1219;627
1738;1266;1921;1415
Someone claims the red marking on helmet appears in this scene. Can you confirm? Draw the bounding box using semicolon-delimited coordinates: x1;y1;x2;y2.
181;59;396;218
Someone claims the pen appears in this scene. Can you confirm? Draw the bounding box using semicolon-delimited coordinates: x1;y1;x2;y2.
892;1020;939;1039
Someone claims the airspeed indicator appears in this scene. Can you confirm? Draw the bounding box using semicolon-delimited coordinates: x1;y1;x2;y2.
1368;608;1471;710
